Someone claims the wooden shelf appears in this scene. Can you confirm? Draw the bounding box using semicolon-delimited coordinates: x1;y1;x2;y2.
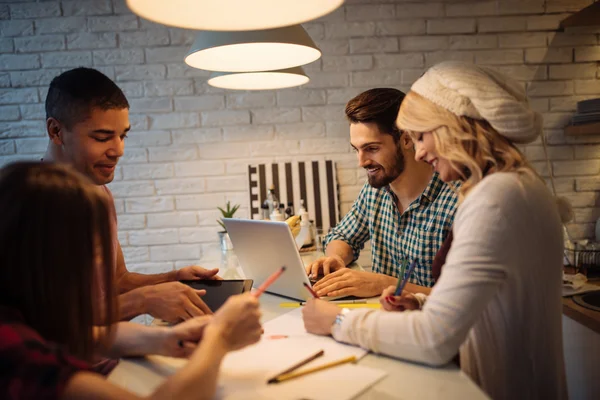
565;122;600;136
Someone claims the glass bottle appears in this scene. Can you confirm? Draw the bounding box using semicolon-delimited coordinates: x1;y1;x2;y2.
266;184;278;216
260;203;270;220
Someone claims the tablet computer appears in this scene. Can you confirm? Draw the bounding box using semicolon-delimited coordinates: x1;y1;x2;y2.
180;279;253;311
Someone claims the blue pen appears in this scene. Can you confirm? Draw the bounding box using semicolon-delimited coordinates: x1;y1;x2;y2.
394;258;418;296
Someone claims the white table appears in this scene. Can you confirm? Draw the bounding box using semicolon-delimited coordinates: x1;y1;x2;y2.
108;291;489;399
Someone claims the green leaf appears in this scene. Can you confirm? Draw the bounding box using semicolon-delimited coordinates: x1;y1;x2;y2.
217;202;241;218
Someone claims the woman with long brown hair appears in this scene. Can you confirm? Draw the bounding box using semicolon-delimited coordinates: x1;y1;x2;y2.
302;62;567;400
0;162;262;400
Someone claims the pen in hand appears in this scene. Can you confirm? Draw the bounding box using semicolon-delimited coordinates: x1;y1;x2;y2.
387;258;418;303
394;258;418;296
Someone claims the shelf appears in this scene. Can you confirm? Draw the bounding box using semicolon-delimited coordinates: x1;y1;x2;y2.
565;122;600;136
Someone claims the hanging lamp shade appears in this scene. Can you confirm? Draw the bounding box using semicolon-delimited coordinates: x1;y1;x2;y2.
184;26;321;73
126;0;345;31
208;67;309;91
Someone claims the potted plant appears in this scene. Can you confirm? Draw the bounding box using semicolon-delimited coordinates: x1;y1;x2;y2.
217;201;240;252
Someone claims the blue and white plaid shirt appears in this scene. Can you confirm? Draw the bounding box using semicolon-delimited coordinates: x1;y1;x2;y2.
325;173;458;288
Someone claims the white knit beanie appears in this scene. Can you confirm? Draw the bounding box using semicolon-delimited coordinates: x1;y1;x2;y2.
411;61;542;144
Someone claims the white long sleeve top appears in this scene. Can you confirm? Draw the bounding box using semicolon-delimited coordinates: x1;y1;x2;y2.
333;172;567;400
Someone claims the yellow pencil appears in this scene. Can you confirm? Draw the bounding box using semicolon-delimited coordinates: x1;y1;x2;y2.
269;355;357;384
279;302;381;309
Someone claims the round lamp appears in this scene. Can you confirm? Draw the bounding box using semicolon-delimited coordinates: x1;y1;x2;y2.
185;26;321;72
207;67;309;91
126;0;344;31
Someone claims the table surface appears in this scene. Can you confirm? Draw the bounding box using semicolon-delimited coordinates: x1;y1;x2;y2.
108;253;488;399
562;279;600;334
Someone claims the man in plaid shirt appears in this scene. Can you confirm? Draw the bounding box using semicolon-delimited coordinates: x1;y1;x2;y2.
306;88;458;298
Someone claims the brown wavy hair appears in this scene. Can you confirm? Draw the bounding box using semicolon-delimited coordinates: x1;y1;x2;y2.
397;91;536;200
0;162;116;361
345;88;405;141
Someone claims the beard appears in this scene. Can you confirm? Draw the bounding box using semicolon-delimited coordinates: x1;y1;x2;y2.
366;145;405;189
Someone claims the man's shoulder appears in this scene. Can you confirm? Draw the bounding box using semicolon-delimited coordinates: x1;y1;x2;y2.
100;185;115;201
101;184;112;195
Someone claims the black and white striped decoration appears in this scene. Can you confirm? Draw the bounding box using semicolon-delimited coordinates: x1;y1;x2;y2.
247;160;340;233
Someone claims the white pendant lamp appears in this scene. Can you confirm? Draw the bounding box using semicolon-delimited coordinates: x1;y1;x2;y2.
208;67;309;91
126;0;344;31
185;26;321;73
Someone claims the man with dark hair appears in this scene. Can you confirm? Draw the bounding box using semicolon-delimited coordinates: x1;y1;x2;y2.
43;68;217;323
306;88;458;298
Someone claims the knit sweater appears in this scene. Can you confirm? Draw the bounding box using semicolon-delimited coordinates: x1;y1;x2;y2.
333;172;567;400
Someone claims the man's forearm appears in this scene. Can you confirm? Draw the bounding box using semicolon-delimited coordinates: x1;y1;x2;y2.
324;240;355;266
404;283;432;295
374;275;431;296
376;275;431;295
117;287;147;321
118;270;178;293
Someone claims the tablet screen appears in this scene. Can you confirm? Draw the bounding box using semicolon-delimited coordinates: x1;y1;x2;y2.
180;279;253;312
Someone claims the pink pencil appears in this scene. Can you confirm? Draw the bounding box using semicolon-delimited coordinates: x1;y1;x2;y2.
253;266;286;298
302;282;320;299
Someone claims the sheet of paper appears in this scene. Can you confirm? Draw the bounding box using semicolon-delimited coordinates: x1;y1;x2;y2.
131;308;385;400
220;364;387;400
213;308;383;400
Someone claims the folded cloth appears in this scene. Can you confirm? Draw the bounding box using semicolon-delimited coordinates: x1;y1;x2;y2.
562;272;600;297
563;272;587;290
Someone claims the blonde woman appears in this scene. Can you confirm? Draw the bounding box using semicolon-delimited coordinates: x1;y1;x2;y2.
302;62;567;400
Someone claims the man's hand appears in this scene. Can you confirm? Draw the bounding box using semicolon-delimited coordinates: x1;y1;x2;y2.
302;299;341;336
144;282;213;324
380;285;420;312
176;266;221;281
312;269;392;298
305;255;346;278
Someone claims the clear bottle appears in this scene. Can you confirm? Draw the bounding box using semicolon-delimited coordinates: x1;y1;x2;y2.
266;184;279;216
279;203;285;217
298;200;313;247
260;203;270;220
298;199;308;221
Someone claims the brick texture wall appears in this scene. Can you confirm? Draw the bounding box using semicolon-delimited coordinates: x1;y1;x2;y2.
0;0;599;275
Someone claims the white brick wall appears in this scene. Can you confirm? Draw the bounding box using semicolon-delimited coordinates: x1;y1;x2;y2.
0;0;599;277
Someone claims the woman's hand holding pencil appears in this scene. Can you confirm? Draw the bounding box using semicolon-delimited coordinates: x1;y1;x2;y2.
380;259;420;312
380;287;420;312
